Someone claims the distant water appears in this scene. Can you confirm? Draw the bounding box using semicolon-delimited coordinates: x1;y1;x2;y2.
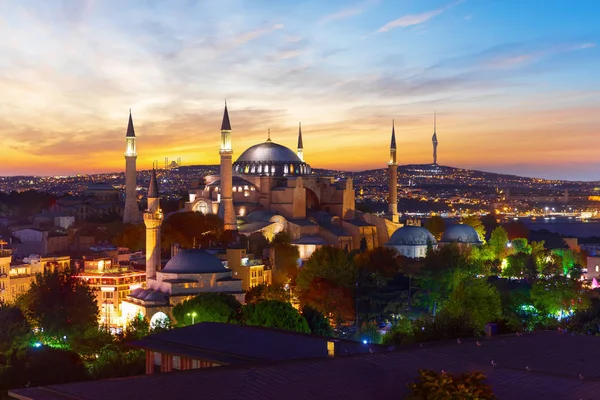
519;219;600;239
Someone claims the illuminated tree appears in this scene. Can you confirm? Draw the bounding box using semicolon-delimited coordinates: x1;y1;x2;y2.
172;293;243;326
296;246;356;291
245;283;291;304
424;216;446;240
461;215;486;243
443;279;502;332
531;276;589;318
299;277;355;324
272;242;300;284
512;238;532;254
502;253;537;281
487;226;510;260
16;269;98;343
406;369;495;400
243;300;310;333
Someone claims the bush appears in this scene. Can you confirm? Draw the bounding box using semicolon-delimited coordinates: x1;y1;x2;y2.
406;369;496;399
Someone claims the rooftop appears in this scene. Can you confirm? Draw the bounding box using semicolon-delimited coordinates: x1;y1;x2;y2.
10;331;600;400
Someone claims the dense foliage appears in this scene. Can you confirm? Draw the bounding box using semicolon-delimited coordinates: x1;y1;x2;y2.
172;293;243;326
243;300;310;333
406;369;496;400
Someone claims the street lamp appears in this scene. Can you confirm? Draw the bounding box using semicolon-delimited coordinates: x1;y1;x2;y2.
187;312;197;325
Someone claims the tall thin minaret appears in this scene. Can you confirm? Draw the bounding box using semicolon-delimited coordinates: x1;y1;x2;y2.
432;112;438;165
297;122;304;162
143;169;163;281
220;102;237;231
388;120;399;223
123;111;142;224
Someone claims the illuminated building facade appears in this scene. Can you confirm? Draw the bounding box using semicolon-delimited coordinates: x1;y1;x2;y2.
123;111;142;224
5;254;71;303
0;250;11;304
221;248;271;291
76;257;146;328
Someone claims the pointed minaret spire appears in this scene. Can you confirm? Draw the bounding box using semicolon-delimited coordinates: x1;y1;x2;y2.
267;128;271;142
387;119;398;223
148;169;159;199
432;112;438;165
297;122;304;162
126;110;135;137
221;100;231;131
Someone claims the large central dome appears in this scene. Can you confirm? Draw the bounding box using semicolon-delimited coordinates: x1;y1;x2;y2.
233;140;311;177
237;141;301;163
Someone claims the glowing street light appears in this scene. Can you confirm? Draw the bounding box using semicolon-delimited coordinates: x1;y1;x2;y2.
187;312;197;325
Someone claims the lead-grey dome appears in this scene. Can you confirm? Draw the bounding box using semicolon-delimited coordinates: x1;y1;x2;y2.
233;141;311;177
387;226;436;246
162;249;228;274
441;224;482;244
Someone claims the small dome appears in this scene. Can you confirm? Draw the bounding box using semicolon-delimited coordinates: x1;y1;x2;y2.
441;224;482;244
163;249;227;274
387;226;436;246
236;141;301;163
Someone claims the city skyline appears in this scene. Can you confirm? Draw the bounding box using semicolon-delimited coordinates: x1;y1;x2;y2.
0;0;599;180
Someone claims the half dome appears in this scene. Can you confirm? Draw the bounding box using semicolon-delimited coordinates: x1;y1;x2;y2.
387;225;436;246
162;249;228;274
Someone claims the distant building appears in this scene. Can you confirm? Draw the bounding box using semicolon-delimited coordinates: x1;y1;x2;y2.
385;225;436;258
11;228;69;256
438;224;483;247
220;247;271;291
50;183;123;221
5;254;71;304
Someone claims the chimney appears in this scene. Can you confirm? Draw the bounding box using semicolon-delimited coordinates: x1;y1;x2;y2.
171;243;180;258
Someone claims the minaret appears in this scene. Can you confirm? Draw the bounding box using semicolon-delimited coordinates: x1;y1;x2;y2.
143;169;163;281
220;102;237;231
123;111;142;224
297;122;304;162
432;112;438;165
388;120;399;223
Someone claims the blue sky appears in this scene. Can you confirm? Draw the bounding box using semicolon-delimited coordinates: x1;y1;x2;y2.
0;0;598;180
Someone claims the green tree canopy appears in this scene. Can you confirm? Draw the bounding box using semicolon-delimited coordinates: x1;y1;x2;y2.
16;269;98;342
245;283;291;304
299;277;355;324
424;215;446;240
300;305;333;337
512;238;532;255
0;305;31;353
531;276;589;317
243;300;310;333
172;293;243;326
296;246;356;291
487;226;510;260
443;279;502;333
112;222;145;251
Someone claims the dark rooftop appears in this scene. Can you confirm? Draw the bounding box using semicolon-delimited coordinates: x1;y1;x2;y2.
10;331;600;400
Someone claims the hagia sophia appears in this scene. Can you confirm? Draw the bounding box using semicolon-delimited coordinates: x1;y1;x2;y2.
121;104;483;324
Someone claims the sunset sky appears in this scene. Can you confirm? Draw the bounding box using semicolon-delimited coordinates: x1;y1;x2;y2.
0;0;599;180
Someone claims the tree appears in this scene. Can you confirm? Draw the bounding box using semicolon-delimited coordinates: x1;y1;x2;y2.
0;305;31;354
354;246;400;283
481;214;499;241
161;211;223;250
122;314;151;342
381;318;413;346
112;223;145;250
248;232;269;259
487;226;509;260
272;242;300;284
406;369;495;400
16;269;98;342
296;246;356;291
301;305;333;337
299;277;355;324
461;216;486;243
502;253;537;281
531;276;589;318
424;216;446;240
245;283;291;304
172;293;243;326
512;238;532;255
443;279;502;333
243;300;310;333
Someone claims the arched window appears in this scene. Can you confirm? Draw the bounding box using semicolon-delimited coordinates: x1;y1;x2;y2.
258;165;262;174
284;165;289;174
290;164;294;174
